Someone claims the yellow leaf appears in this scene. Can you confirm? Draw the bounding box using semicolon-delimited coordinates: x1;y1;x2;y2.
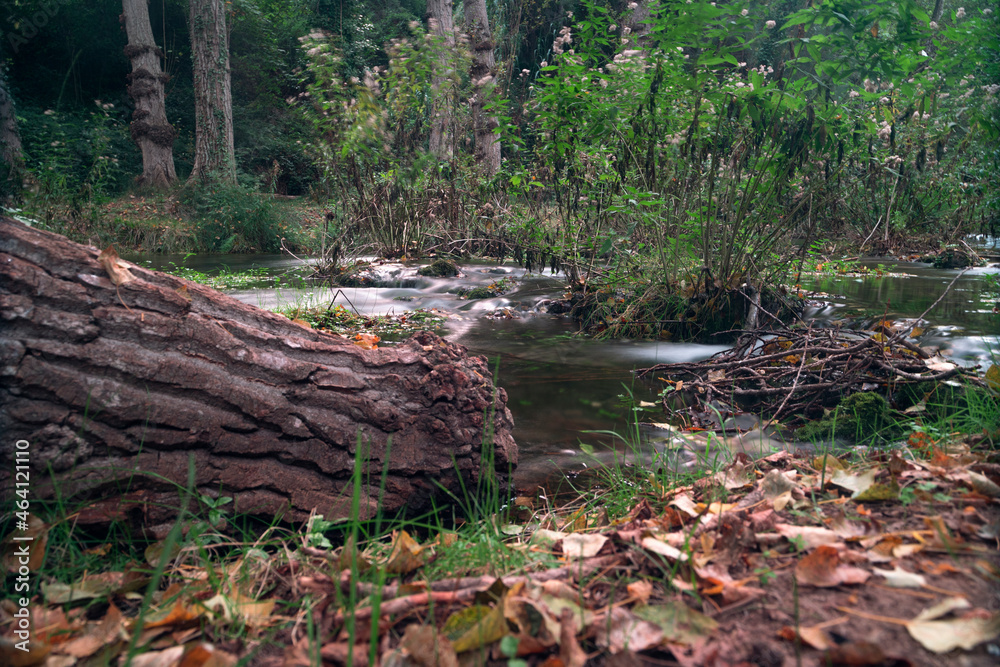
385;530;424;575
445;604;507;653
985;364;1000;390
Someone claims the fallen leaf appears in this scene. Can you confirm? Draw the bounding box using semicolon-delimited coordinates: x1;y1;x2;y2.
385;530;424;575
530;529;568;550
906;598;1000;653
830;468;876;499
969;471;1000;498
61;604;124;658
97;246;134;286
395;624;459;667
641;536;689;562
595;607;663;654
795;545;870;587
177;642;238;667
627;580;653;604
561;533;607;559
448;603;506;653
129;646;185;667
777;624;834;650
924;355;956;372
632;601;718;645
0;638;50;667
353;333;379;350
775;524;841;549
558;608;587;667
3;515;49;572
873;566;927;589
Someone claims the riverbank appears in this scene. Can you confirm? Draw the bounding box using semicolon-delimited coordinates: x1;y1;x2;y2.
5;423;997;666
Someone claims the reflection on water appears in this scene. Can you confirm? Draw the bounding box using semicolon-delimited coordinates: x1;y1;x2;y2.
129;252;1000;488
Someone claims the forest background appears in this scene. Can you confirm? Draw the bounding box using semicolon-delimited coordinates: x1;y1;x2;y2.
1;0;998;328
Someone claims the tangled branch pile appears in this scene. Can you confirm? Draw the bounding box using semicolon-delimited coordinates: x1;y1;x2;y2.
636;325;987;424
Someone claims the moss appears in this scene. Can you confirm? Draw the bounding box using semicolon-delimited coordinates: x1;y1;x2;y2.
418;259;459;277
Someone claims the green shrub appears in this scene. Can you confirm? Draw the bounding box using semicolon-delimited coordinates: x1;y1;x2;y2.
182;184;290;253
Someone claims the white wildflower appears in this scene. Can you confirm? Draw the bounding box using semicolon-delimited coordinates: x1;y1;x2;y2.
956;7;965;19
929;21;938;29
629;2;638;9
766;20;776;29
609;24;617;32
741;9;749;17
849;90;860;98
864;78;876;93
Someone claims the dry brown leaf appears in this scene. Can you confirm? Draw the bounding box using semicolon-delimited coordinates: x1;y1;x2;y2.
595;607;662;654
385;530;424;575
626;580;653;604
177;642;238;667
3;515;49;573
906;598;1000;653
129;646;185;667
795;545;870;587
60;604;124;659
561;533;607;559
640;536;688;562
0;638;50;667
97;246;134;286
775;524;842;549
558;608;587;667
777;624;834;650
395;624;459;667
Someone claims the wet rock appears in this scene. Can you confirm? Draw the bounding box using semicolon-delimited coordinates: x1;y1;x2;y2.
417;259;460;277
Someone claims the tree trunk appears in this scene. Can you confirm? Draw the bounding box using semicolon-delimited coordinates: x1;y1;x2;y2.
122;0;177;189
187;0;235;184
427;0;456;160
0;66;23;199
464;0;500;175
0;218;517;528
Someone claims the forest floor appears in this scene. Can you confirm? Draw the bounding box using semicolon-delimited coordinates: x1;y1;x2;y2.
3;433;998;667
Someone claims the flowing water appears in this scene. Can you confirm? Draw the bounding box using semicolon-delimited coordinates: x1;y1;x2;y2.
134;253;1000;489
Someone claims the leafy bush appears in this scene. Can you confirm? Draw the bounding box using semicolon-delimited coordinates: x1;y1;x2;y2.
182;184;290;253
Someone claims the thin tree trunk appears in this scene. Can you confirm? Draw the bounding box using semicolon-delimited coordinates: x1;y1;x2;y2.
464;0;500;175
931;0;945;23
187;0;235;184
427;0;455;160
0;67;23;200
122;0;177;189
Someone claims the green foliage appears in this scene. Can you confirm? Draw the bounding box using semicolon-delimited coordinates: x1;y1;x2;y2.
19;103;137;218
797;391;901;444
181;183;290;253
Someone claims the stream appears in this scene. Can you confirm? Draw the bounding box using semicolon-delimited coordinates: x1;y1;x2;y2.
134;252;1000;490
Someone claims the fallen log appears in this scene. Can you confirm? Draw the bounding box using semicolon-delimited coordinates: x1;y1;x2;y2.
0;218;517;526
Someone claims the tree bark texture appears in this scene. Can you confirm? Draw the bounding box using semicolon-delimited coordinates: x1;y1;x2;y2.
187;0;235;184
427;0;456;160
464;0;500;175
0;219;517;526
122;0;178;189
0;66;24;196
